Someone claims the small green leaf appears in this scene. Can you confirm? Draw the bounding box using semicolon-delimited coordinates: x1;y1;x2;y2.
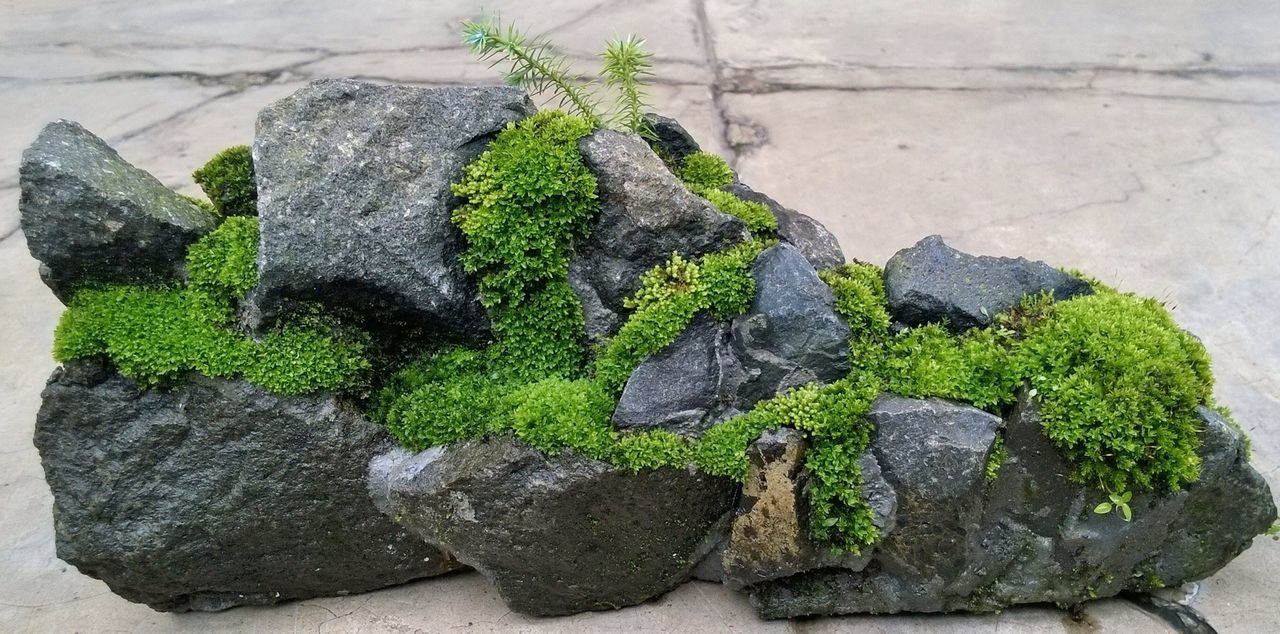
1093;502;1113;514
1120;504;1132;522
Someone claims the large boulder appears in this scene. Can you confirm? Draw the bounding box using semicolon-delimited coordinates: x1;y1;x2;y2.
746;391;1277;618
731;243;850;407
33;359;461;612
248;79;535;335
612;316;744;436
884;235;1092;332
373;436;737;616
570;129;750;341
19;120;219;302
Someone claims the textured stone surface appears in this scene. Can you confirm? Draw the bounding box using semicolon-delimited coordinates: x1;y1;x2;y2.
19;120;218;302
248;79;534;334
375;436;737;616
613;316;742;436
722;428;895;590
884;235;1092;332
749;391;1277;618
731;243;850;407
724;183;845;270
33;359;460;612
571;129;750;340
644;112;703;167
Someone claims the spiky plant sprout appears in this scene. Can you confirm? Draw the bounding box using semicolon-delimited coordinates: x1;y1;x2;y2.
601;34;655;139
462;17;602;125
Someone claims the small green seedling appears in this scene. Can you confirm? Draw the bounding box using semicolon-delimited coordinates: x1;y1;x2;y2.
1093;490;1133;522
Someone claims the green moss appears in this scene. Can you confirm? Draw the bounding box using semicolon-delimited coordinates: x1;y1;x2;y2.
697;187;777;235
192;145;257;216
1018;290;1211;494
509;378;616;459
185;216;259;299
678;152;734;190
617;429;693;470
179;193;218;215
985;433;1008;482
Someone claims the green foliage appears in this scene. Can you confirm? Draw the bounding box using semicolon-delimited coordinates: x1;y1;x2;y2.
601;34;655;138
462;17;602;124
697;187;777;235
985;433;1007;482
192;145;256;216
180;193;217;215
1093;490;1134;522
881;325;1020;411
616;430;693;471
185;216;259;299
678;152;735;190
490;279;586;382
509;378;616;459
1018;290;1211;495
242;323;370;395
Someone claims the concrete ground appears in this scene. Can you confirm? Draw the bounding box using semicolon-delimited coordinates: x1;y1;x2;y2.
2;1;1278;631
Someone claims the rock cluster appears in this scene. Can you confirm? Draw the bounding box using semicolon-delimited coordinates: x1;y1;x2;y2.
19;80;1276;618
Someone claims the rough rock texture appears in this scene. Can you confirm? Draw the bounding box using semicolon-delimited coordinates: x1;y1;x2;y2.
33;359;460;612
249;79;535;335
731;243;850;407
884;235;1092;332
613;316;743;436
374;436;737;616
19;120;219;302
721;428;895;590
570;129;750;341
748;391;1277;618
724;183;845;270
644;112;702;166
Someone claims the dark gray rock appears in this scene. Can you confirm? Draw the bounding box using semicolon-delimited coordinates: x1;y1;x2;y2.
249;79;535;335
570;129;750;342
33;359;460;612
731;244;850;407
19;120;219;302
748;391;1277;618
375;436;737;616
612;316;743;436
884;235;1092;332
722;428;895;590
643;112;702;167
724;183;845;270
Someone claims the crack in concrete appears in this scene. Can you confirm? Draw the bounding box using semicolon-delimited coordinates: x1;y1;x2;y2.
691;0;734;165
951;173;1147;239
0;224;20;244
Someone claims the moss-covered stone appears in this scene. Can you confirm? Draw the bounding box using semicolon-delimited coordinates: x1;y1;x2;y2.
192;145;257;216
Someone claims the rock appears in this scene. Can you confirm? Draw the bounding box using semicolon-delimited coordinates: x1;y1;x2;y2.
19;120;219;302
376;436;737;616
612;316;743;436
249;79;535;335
33;359;460;612
731;244;850;407
884;235;1092;332
643;112;702;166
721;428;895;590
570;129;750;341
724;183;845;270
748;391;1277;617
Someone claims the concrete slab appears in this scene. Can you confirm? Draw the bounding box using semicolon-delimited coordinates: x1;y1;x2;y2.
1;0;1277;631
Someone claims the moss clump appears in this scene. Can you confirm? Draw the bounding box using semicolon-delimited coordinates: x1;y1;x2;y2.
678;152;734;189
53;217;369;394
985;433;1007;482
192;145;257;216
1018;290;1211;494
698;188;777;235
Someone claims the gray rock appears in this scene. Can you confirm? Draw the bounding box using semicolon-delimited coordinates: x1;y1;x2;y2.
19;120;219;302
643;112;702;167
722;428;895;590
612;316;743;436
724;183;845;270
570;129;750;341
249;79;535;335
884;235;1092;332
748;390;1277;617
33;359;460;612
376;436;737;616
731;244;850;407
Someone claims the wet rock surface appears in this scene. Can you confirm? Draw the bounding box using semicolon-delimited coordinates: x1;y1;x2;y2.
33;359;459;612
19;120;219;302
249;79;534;335
884;234;1092;331
374;436;737;616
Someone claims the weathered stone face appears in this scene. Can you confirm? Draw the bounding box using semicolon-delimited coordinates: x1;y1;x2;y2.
33;359;461;612
19;120;219;302
723;183;845;270
731;243;851;408
884;234;1092;332
248;79;535;335
570;129;750;342
373;436;737;616
643;112;703;167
